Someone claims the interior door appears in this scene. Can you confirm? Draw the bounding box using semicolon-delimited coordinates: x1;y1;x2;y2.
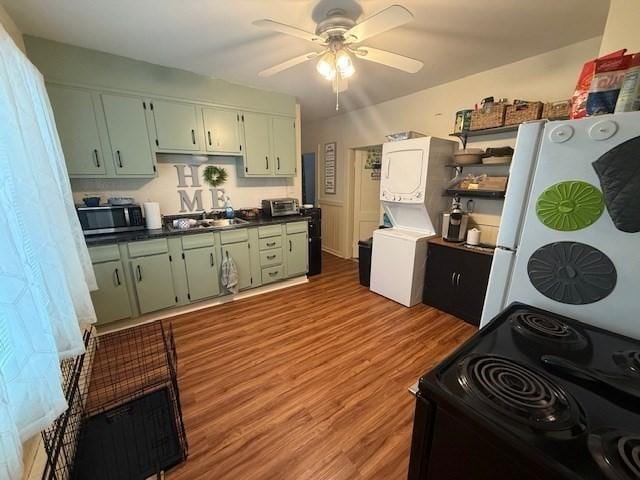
91;261;131;324
47;85;106;176
151;99;200;151
131;254;176;314
221;242;252;290
353;151;381;257
101;94;155;175
202;107;241;154
241;112;271;175
184;247;220;301
272;116;296;176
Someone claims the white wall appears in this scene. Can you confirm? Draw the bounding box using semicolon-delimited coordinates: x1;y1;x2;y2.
599;0;640;55
0;4;25;52
302;36;602;257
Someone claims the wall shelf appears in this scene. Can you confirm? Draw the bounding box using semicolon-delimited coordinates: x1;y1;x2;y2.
444;189;506;199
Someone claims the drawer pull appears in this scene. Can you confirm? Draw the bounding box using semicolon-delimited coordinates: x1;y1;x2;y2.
268;271;279;277
266;242;276;247
266;254;277;260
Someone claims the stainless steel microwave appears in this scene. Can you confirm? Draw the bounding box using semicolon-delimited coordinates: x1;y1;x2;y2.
261;198;299;217
77;204;145;235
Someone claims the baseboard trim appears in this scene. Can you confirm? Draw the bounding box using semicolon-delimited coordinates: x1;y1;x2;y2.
322;246;344;258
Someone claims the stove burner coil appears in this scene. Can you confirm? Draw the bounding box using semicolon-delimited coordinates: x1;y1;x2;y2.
510;311;589;352
458;354;586;436
613;350;640;376
588;429;640;480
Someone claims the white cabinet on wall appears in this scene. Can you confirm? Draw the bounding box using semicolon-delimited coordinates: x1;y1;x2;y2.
148;99;201;152
202;107;242;155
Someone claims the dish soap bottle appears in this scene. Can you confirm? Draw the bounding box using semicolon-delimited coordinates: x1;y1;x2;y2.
224;196;234;219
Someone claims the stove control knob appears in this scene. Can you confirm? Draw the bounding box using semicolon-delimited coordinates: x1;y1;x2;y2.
589;120;618;141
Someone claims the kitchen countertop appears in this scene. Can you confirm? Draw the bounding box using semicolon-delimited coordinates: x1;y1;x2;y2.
428;236;495;256
84;214;311;246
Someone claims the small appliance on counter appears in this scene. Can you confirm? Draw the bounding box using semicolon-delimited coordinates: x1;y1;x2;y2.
300;206;321;276
261;198;299;217
442;199;469;242
409;302;640;480
77;203;145;235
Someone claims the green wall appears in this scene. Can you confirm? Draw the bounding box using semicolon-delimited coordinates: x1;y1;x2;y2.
24;35;296;116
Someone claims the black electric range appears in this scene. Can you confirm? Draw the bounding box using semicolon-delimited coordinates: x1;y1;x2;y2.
408;302;640;480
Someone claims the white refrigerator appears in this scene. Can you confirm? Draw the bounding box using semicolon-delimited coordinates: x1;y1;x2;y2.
482;112;640;339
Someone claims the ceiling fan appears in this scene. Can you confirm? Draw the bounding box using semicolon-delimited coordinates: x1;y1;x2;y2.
253;4;423;110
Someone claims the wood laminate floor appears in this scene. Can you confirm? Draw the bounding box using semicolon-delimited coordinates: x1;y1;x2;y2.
164;254;476;479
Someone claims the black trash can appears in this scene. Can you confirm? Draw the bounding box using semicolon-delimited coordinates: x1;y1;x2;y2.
358;237;373;287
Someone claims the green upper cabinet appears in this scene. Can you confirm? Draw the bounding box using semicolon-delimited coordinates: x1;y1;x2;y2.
241;112;272;176
272;116;296;176
131;253;177;314
202;107;242;155
240;112;297;177
184;247;220;301
221;242;253;291
101;94;155;176
48;85;106;177
150;99;201;151
91;260;132;324
286;232;308;277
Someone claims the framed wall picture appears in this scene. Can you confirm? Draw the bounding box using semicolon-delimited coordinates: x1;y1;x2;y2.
324;142;337;195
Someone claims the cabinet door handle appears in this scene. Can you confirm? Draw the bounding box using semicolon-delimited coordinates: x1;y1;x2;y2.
93;149;100;168
267;254;276;260
450;272;456;286
136;265;142;282
210;253;214;267
265;156;269;170
456;273;461;286
114;268;121;286
191;129;196;144
207;131;212;146
116;150;123;168
277;156;280;170
289;240;292;252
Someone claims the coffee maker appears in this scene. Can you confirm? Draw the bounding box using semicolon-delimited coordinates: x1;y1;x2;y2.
442;198;469;242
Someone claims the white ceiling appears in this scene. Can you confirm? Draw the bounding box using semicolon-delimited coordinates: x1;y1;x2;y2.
2;0;610;122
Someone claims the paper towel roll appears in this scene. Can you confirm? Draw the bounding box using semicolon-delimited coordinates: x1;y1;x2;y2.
466;228;481;246
143;202;162;230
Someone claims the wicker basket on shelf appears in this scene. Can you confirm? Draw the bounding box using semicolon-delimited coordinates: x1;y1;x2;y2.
470;103;509;130
504;101;543;126
542;100;571;120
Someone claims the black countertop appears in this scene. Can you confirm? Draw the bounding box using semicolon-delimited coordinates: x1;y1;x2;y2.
84;214;311;246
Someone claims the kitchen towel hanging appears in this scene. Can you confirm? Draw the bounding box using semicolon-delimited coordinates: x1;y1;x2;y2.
592;136;640;233
220;251;239;294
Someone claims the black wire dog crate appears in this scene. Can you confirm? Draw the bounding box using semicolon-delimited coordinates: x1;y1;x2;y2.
42;322;188;480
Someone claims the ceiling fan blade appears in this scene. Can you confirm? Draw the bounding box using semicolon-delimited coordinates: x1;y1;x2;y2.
353;46;423;73
258;52;321;77
344;5;413;43
253;19;323;44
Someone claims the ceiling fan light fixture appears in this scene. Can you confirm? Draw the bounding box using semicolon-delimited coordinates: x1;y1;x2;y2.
316;51;336;80
335;49;355;78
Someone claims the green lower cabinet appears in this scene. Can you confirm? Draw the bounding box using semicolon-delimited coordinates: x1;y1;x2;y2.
221;242;253;290
131;254;177;314
184;247;220;301
286;232;308;277
91;260;132;324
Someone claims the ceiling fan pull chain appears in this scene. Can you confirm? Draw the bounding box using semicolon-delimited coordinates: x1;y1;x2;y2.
335;77;340;111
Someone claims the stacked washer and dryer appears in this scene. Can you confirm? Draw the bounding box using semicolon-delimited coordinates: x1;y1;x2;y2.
370;136;457;306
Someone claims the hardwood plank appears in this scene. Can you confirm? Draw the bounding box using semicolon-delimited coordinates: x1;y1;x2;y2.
103;254;475;479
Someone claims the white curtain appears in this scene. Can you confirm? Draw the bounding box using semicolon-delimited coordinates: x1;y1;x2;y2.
0;25;97;479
